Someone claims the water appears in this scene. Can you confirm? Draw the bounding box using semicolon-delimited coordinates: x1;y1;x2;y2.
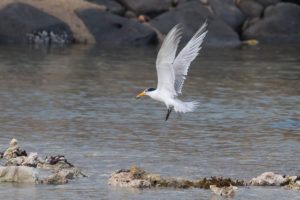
0;44;299;200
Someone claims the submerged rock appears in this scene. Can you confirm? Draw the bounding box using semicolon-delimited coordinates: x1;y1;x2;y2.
109;166;244;190
248;172;288;186
210;185;238;197
0;166;38;183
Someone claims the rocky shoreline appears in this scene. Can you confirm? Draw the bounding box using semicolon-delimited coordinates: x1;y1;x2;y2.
0;139;86;185
0;0;299;46
0;139;299;197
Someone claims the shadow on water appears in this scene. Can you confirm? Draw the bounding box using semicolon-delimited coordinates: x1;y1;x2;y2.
0;44;299;200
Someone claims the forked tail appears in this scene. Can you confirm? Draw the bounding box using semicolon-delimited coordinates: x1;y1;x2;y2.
173;99;198;113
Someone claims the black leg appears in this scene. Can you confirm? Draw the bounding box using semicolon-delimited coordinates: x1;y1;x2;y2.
165;107;173;121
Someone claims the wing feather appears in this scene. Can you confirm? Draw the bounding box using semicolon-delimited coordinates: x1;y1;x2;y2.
173;21;208;95
156;24;182;97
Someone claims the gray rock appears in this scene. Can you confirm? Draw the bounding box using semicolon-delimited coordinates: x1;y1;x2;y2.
208;0;245;30
117;0;173;17
0;166;38;183
3;139;27;159
150;1;241;46
255;0;280;7
248;172;289;186
242;3;300;44
0;2;73;44
86;0;125;15
210;185;238;197
108;171;151;188
76;8;157;46
238;0;264;19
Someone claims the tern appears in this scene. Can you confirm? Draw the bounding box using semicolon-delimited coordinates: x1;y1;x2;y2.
136;22;208;121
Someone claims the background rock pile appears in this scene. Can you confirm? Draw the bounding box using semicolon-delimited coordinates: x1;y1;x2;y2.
0;0;299;46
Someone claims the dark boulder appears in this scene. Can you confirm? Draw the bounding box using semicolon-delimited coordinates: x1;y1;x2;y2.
0;3;73;44
238;0;264;19
242;3;300;44
85;0;125;15
76;8;157;46
254;0;281;7
208;0;245;31
116;0;173;18
150;1;241;46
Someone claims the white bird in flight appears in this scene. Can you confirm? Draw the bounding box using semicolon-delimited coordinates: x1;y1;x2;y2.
136;21;208;121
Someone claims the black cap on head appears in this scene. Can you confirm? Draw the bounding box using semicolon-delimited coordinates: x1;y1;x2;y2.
145;88;156;92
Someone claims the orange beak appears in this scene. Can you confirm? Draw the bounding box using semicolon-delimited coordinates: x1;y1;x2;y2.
136;91;145;99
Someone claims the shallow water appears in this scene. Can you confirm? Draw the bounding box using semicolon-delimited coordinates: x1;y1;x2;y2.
0;44;299;200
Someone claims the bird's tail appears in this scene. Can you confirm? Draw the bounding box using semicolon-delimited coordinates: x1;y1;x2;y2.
173;99;198;113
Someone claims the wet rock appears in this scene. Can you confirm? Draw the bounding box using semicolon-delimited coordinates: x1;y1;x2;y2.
23;152;43;168
193;176;244;189
41;173;68;185
130;165;149;179
242;3;300;44
117;0;173;18
150;1;241;46
109;166;244;190
5;157;25;166
76;8;157;46
282;177;300;191
108;170;151;188
208;0;245;30
86;0;125;15
3;139;27;159
238;0;264;19
0;166;38;183
0;3;73;44
255;0;280;7
248;172;289;186
165;178;194;188
210;185;238;197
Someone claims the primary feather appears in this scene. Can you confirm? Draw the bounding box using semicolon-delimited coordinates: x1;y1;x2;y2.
173;21;208;95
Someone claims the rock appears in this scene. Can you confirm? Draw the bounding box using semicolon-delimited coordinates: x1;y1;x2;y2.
23;152;43;167
208;0;245;30
146;173;164;187
238;0;264;19
86;0;125;15
129;165;149;179
124;10;137;18
242;3;300;44
165;178;194;188
248;172;289;186
283;180;300;191
117;0;173;18
109;166;244;190
210;185;238;197
108;170;151;188
5;157;25;166
0;3;73;44
255;0;280;7
150;1;241;46
42;173;68;185
0;166;38;183
3;139;27;159
76;8;157;46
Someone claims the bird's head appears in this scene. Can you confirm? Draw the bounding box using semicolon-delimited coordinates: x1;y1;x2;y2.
136;88;156;99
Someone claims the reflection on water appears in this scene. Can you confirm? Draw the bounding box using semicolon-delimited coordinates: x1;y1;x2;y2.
0;44;299;200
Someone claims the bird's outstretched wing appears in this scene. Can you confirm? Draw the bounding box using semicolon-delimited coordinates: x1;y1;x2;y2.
173;21;208;95
156;24;182;97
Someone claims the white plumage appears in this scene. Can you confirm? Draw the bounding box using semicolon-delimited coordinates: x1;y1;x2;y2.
136;21;208;120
